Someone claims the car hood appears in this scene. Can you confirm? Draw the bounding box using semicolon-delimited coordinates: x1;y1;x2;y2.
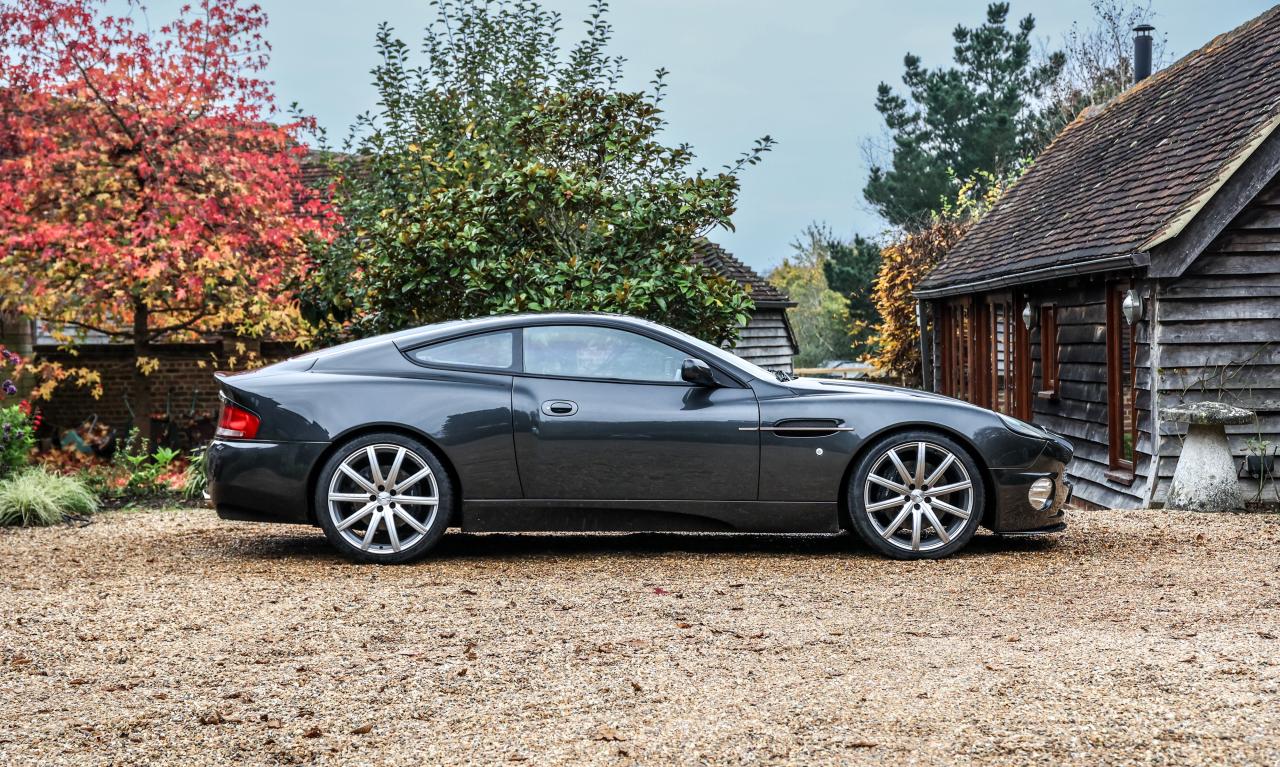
785;377;964;405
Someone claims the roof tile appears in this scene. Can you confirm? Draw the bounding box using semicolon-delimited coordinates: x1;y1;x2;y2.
691;239;793;306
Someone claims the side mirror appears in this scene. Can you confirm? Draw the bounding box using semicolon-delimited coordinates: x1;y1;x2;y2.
681;358;717;387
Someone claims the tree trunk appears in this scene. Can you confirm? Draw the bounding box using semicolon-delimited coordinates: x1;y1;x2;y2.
131;300;151;438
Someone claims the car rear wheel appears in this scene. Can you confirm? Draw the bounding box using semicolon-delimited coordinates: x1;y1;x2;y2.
848;430;984;560
315;433;452;564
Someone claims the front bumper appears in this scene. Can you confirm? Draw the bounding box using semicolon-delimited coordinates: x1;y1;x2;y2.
207;439;328;525
988;440;1073;534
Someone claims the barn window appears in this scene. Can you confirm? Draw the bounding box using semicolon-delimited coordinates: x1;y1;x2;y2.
1037;305;1059;399
939;294;1029;419
1106;281;1137;484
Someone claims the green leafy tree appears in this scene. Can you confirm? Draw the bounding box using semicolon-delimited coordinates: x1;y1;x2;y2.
864;3;1063;227
305;0;772;345
769;230;852;369
820;230;882;358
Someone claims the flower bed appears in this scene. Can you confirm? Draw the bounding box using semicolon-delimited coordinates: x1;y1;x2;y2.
32;428;206;511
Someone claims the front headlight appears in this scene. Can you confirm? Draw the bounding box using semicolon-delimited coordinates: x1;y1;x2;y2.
999;413;1048;440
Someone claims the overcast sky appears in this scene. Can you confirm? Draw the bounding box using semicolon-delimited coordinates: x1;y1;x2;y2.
113;0;1275;273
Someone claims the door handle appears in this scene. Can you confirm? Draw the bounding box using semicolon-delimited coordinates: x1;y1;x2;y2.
541;400;578;417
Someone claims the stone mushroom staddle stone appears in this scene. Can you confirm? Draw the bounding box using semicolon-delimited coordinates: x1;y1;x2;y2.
1163;402;1255;512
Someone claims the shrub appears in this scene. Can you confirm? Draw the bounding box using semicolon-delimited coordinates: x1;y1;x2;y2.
0;404;34;477
182;447;208;500
0;467;98;527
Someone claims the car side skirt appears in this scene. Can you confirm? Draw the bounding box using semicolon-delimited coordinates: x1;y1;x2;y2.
460;499;840;534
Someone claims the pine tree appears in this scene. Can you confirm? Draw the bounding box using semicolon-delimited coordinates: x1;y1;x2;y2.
864;3;1063;227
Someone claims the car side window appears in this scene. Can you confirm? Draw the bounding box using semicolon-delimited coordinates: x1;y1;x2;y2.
523;325;688;383
408;331;515;370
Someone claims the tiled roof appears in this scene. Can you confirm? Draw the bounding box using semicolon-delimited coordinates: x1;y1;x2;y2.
691;239;793;306
918;6;1280;294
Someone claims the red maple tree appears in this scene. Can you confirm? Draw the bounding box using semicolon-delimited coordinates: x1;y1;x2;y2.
0;0;334;428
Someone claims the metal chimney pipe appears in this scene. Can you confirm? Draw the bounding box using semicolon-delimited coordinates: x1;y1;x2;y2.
1133;24;1154;83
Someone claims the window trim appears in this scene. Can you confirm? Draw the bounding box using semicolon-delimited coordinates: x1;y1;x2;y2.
1036;304;1059;400
1106;281;1138;484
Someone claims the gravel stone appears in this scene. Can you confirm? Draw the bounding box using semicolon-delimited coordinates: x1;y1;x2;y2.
2;508;1279;765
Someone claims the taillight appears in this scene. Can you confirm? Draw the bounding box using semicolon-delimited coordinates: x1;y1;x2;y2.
216;400;261;440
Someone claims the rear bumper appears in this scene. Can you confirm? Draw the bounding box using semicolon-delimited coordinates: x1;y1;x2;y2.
207;439;328;525
988;445;1072;534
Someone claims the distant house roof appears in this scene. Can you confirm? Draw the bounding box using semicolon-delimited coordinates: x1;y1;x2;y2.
691;239;794;307
917;7;1280;297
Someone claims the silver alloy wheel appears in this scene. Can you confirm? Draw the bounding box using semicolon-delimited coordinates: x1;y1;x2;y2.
326;443;439;555
862;441;973;553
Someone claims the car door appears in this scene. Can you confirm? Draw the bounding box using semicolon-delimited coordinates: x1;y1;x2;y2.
511;323;759;500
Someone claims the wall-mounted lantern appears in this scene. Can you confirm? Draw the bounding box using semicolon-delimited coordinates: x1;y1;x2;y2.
1122;289;1143;325
1021;301;1035;330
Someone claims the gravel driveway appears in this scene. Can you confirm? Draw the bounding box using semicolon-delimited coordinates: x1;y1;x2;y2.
1;507;1278;766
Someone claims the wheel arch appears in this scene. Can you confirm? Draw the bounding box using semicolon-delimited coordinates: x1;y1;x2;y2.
836;422;996;531
306;423;463;526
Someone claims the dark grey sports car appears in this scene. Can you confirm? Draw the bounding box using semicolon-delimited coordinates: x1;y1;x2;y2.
208;313;1072;562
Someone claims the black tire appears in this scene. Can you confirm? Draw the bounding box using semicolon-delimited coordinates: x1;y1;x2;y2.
314;432;453;564
847;430;984;560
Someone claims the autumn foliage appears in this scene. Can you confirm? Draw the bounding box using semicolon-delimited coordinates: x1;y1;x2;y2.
870;219;972;384
0;0;333;423
871;170;1019;384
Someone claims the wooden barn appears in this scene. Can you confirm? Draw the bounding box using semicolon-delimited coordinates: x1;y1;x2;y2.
691;240;799;374
914;10;1280;510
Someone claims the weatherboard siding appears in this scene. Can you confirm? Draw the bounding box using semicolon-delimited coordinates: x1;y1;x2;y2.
1023;279;1152;510
1148;177;1280;504
732;308;795;373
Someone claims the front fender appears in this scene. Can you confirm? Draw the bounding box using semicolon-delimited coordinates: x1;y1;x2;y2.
755;390;1048;503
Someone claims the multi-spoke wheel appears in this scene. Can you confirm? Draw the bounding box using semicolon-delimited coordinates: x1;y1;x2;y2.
848;431;984;559
314;433;453;563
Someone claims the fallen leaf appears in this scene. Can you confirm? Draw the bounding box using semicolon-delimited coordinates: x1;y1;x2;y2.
351;724;373;735
303;726;323;738
594;726;626;742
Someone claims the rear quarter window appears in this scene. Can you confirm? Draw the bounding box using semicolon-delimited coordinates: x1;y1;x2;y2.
407;331;515;370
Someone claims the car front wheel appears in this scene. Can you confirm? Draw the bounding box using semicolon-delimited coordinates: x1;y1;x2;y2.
848;430;984;560
314;433;452;564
